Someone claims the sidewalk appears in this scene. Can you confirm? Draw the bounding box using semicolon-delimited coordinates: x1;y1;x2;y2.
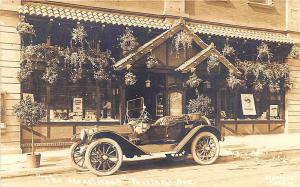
1;133;300;179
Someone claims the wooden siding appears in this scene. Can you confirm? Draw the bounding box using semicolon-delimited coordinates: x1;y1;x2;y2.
287;58;300;133
0;9;22;153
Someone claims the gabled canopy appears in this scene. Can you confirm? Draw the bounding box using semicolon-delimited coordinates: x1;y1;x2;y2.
175;43;214;73
114;20;242;76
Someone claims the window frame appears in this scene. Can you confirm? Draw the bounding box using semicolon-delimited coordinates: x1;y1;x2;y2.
248;0;274;9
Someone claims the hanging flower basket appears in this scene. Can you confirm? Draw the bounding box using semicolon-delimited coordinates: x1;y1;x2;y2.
145;53;159;69
253;80;265;93
290;45;300;59
72;25;87;45
88;49;115;81
257;42;273;62
119;28;139;55
187;94;214;117
42;59;59;85
226;73;244;90
64;48;86;83
222;43;235;57
17;22;35;37
269;82;281;93
17;61;34;82
207;54;220;73
124;72;137;86
186;72;202;88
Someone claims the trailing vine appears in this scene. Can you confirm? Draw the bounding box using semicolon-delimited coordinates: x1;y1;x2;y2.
88;49;115;81
171;31;193;57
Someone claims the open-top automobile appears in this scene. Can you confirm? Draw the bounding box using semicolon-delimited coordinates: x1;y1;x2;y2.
70;98;221;176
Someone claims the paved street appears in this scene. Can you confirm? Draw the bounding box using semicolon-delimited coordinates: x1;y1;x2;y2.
2;155;300;187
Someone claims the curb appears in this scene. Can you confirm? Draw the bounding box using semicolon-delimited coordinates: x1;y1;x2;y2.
1;148;299;179
219;148;300;162
0;166;75;179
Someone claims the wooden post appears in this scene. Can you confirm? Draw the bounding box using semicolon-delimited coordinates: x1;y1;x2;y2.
216;88;221;131
46;85;51;139
112;87;116;119
96;81;101;121
119;85;126;124
46;18;53;46
163;74;168;116
107;79;113;118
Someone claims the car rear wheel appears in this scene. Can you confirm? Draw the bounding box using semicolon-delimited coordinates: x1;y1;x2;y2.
166;150;188;162
85;138;123;176
70;141;87;171
191;132;220;165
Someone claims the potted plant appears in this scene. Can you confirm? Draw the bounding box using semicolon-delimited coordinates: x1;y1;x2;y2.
13;96;46;168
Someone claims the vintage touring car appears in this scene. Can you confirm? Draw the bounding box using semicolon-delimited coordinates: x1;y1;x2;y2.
70;101;221;176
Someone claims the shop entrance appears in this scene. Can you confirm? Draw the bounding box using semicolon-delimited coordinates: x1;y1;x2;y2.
125;72;166;120
125;72;186;121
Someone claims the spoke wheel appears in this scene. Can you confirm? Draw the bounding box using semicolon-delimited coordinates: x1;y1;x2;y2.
166;150;188;162
191;132;220;165
70;141;88;171
85;138;123;176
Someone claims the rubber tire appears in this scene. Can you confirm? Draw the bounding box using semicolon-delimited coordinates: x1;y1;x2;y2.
69;141;88;171
191;132;220;165
85;138;123;176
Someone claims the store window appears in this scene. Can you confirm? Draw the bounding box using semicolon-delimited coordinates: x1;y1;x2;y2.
22;72;120;122
220;88;284;121
49;79;97;122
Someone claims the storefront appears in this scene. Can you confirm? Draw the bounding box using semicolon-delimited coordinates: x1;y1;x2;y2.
17;3;294;151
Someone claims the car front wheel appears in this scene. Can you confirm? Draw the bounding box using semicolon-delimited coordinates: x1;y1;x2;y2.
85;138;123;176
69;141;87;171
191;132;220;165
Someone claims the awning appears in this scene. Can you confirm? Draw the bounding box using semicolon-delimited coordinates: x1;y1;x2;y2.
19;3;293;44
189;23;293;44
19;3;169;30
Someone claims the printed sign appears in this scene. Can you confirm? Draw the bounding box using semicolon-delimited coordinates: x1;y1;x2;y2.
156;93;164;117
169;92;182;116
270;105;279;117
73;98;83;113
241;94;256;115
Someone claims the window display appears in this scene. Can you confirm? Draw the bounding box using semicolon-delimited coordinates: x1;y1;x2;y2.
23;72;120;122
220;87;284;121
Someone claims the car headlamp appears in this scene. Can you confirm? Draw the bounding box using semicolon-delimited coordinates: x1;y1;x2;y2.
79;129;87;141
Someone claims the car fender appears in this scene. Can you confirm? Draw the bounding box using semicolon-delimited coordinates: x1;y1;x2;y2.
173;125;221;153
90;131;148;156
